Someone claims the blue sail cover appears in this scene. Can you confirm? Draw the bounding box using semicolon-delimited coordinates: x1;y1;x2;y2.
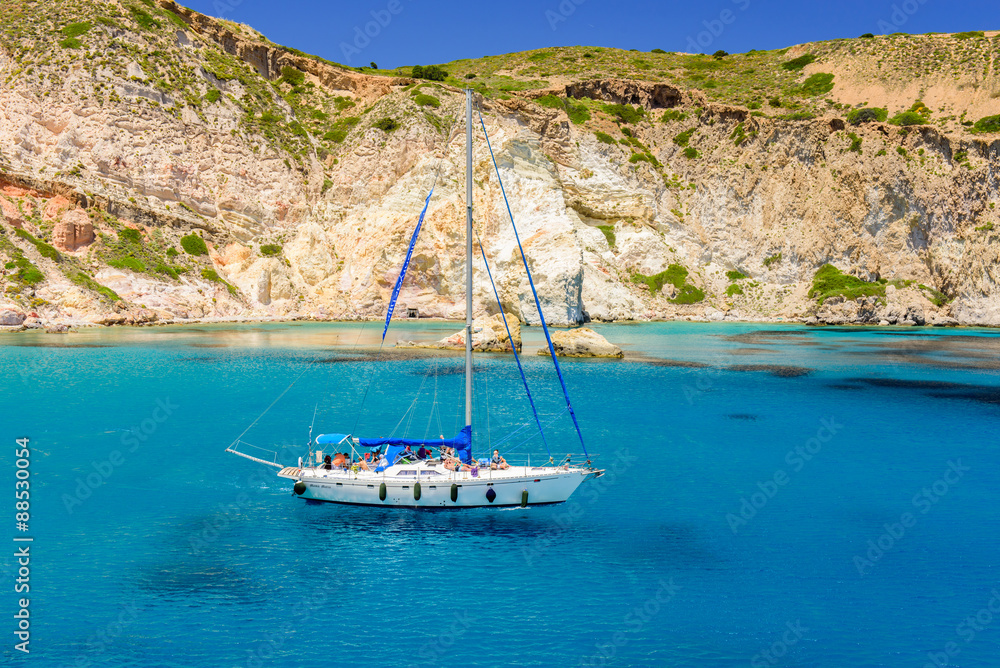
382;187;435;342
314;433;350;445
360;426;472;465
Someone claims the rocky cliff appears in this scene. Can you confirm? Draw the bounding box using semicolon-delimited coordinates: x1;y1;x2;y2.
1;1;998;329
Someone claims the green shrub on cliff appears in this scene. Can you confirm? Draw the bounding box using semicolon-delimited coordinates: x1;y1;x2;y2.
537;95;590;124
413;93;440;108
181;234;208;256
279;66;305;86
260;244;283;257
631;264;704;303
781;54;816;71
672;284;706;304
847;132;862;153
128;5;160;30
14;229;61;262
889;111;928;126
594;131;616;145
68;270;119;302
972;115;1000;134
596;225;615;248
118;228;142;244
109;257;145;272
374;117;400;132
800;73;834;96
846;107;887;124
411;65;448;81
604;103;644;124
808;264;885;304
201;268;239;295
7;256;44;286
61;22;92;38
673;128;696;147
633;264;688;293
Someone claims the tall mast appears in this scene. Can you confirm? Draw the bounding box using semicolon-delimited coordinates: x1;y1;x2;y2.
464;89;473;431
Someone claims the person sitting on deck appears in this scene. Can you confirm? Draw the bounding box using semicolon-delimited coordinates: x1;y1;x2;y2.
322;455;333;470
332;452;346;468
444;455;474;472
491;449;509;470
417;446;430;460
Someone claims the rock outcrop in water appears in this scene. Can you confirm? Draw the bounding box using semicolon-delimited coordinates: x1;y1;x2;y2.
397;312;522;352
1;2;998;330
541;327;624;358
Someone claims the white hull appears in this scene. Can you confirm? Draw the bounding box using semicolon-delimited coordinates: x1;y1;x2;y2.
277;460;599;508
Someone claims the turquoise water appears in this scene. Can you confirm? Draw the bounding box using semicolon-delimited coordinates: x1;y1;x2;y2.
3;321;1000;667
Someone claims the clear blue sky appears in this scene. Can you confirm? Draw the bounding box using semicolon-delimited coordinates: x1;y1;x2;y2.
179;0;996;69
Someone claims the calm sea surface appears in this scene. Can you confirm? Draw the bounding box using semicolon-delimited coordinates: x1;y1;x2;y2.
2;321;1000;667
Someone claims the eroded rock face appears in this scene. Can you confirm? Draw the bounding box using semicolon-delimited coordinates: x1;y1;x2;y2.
1;0;998;329
51;209;94;251
812;287;935;326
540;327;623;358
0;196;25;229
0;310;26;326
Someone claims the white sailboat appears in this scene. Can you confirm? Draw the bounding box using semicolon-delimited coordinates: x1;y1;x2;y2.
229;90;603;508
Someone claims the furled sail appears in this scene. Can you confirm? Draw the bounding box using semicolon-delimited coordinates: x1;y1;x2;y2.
360;426;472;467
382;186;435;342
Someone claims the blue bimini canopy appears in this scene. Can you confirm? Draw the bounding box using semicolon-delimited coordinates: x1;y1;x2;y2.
315;433;351;446
360;426;472;465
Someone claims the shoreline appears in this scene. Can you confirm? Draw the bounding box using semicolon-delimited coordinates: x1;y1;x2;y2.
0;312;983;335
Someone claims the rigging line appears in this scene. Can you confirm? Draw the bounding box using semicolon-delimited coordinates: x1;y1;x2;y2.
492;406;568;449
226;362;314;450
350;337;385;436
506;407;572;453
473;228;552;460
476;105;588;460
422;357;439;441
391;365;431;438
401;368;426;436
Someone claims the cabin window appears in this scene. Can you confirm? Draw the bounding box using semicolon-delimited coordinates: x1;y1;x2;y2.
420;470;441;476
396;470;417;476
